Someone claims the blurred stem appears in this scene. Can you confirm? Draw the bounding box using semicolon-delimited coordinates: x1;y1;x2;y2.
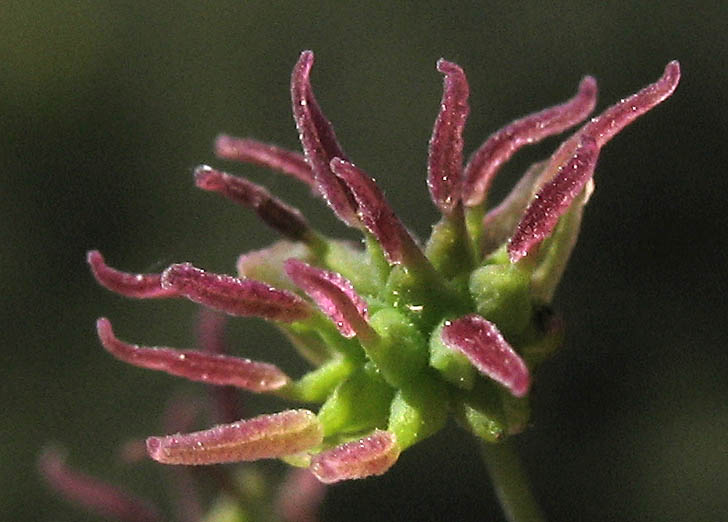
480;440;545;522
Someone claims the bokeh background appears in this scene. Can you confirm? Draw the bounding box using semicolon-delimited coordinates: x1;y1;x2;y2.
3;1;727;520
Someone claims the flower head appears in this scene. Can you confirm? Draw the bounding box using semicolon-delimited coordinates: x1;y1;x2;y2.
88;52;679;484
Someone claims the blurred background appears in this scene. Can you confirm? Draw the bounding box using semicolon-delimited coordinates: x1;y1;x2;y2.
3;1;727;520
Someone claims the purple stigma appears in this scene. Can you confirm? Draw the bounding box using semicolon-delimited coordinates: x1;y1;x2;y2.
508;136;599;263
427;59;470;215
194;165;310;241
285;258;375;341
291;50;359;227
215;135;315;188
441;314;530;397
309;430;400;483
97;317;291;392
146;410;323;465
462;75;597;207
87;250;177;299
161;263;312;322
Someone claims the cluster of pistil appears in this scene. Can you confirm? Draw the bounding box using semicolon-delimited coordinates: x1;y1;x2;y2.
88;51;679;484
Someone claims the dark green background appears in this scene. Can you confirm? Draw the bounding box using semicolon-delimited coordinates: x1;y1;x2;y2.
3;1;727;520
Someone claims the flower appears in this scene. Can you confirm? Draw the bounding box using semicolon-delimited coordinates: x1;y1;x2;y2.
87;51;680;485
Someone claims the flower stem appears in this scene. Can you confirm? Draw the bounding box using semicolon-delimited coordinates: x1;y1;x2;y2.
480;440;546;522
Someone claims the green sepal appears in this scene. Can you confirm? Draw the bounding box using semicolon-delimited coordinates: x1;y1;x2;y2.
363;232;392;285
469;263;532;339
280;324;332;366
482;243;510;266
459;401;507;443
530;182;591;303
384;264;463;330
317;362;395;436
318;430;374;450
425;212;474;279
479;159;547;257
447;272;472;301
322;238;387;297
292;313;366;362
387;371;449;450
280;452;312;468
366;308;428;388
519;306;564;367
455;379;508;443
464;204;485;257
384;265;431;322
236;240;314;292
428;320;476;390
500;389;531;435
279;357;356;403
